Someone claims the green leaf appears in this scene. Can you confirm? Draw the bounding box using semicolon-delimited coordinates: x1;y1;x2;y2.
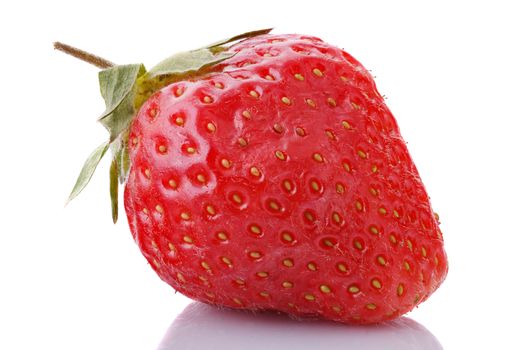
67;142;109;203
147;49;234;78
205;28;273;49
98;64;146;119
110;157;119;223
98;64;146;142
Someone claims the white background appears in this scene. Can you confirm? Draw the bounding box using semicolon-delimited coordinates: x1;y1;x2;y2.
1;1;524;349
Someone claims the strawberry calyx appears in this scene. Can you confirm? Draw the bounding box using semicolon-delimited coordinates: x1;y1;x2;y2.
61;28;273;223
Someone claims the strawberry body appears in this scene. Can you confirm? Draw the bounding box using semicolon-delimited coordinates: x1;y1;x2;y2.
124;34;447;324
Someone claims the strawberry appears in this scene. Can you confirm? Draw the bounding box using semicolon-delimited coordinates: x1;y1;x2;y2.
57;29;447;324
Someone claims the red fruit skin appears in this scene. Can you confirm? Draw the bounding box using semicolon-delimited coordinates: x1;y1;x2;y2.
124;34;448;324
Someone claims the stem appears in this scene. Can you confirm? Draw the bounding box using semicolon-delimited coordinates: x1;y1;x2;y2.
53;42;115;69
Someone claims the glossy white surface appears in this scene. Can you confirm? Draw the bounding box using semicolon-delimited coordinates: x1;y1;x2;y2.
2;1;525;350
157;302;442;350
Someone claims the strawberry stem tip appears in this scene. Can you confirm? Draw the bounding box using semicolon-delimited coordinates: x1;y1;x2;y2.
53;41;115;69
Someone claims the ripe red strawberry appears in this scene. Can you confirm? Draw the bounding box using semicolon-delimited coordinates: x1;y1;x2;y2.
57;30;447;324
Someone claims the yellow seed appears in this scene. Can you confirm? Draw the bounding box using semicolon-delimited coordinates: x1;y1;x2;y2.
377;256;386;266
175;87;184;96
249;90;259;98
257;271;269;278
369;187;378;196
186;147;196;154
351;102;360;110
282;180;293;192
158;145;167;153
142;208;149;214
342;120;351;130
217;232;228;241
183;235;193;244
357;150;367;159
389;234;397;244
250;251;262;259
265;75;274;81
307;262;317;271
348;285;360;294
371;164;378;173
144;169;151;178
203;96;213;103
151;240;158;249
221;257;232;266
238;137;248;147
327;97;337;107
378;207;387;215
397;284;404;296
155;205;163;213
282;232;293;242
250;166;261;177
232;193;242;204
403;261;410;271
233;298;243;305
306;98;316;107
333;212;342;224
168;179;177;189
168;242;175;251
325;130;335;140
324;239;335;247
320;285;332;293
175;116;184;126
281;96;291;105
269;201;280;211
259;291;270;297
194;174;205;184
310;180;320;192
435;256;439;266
312;68;323;76
393;210;400;218
355;200;363;211
180;212;190;220
273;123;284;133
206;205;216;215
206;122;216;132
294;73;305;81
234;279;245;285
275;150;286;160
343;162;351;172
250;224;262;235
282;258;294;267
304;211;315;222
242;110;251;119
336;183;345;194
332;306;342;313
282;281;293;288
177;272;185;282
221;159;232;168
337;263;348;273
421;247;427;257
304;294;315;301
312;153;323;162
132;137;138;145
340;76;348;82
366;303;377;310
353;240;363;250
369;226;379;235
372;279;382;289
406;239;413;251
214;82;224;89
201;261;210;270
205;292;215;298
295;127;306;136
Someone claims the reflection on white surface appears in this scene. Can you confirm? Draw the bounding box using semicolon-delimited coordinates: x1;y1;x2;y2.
157;302;442;350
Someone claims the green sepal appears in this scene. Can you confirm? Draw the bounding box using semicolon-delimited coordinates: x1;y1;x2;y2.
205;28;273;50
67;141;110;203
98;64;146;141
147;49;234;78
109;156;119;223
